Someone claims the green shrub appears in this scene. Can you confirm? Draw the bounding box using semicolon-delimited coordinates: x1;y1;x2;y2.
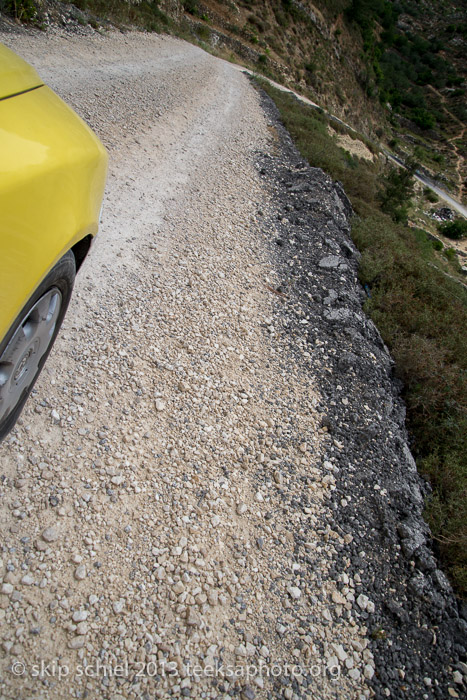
274;9;289;28
182;0;199;15
411;107;436;130
438;219;467;241
196;24;211;41
378;162;415;223
304;60;316;73
424;188;438;203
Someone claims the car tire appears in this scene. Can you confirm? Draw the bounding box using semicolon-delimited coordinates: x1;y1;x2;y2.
0;250;76;441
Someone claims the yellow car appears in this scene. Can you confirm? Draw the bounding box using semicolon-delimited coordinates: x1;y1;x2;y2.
0;44;108;440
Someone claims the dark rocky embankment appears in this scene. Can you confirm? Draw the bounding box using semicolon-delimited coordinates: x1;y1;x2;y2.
256;87;467;700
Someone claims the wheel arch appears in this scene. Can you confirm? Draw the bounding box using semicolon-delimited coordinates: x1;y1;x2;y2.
71;234;93;272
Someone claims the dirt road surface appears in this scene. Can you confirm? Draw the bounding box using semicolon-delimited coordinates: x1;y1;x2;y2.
0;29;376;700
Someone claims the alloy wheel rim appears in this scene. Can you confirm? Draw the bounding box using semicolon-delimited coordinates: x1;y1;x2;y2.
0;288;62;423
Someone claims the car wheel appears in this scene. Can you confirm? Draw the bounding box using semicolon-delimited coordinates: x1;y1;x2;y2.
0;250;76;441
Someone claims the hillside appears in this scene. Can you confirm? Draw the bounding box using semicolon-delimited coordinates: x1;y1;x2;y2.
178;0;386;135
161;0;467;202
341;0;467;201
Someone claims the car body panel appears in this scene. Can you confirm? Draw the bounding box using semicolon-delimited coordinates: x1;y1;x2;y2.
0;80;108;341
0;43;42;99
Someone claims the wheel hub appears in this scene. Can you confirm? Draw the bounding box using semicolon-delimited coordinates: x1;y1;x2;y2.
13;339;40;383
13;350;32;382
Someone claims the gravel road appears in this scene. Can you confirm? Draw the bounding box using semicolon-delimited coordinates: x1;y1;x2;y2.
0;25;465;700
0;28;373;700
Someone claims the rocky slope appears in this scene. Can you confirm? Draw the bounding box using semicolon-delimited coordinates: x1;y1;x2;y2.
256;89;467;699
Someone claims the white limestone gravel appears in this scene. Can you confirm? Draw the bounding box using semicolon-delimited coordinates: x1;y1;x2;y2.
0;27;375;700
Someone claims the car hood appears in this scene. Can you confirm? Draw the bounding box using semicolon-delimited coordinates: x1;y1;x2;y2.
0;43;43;100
